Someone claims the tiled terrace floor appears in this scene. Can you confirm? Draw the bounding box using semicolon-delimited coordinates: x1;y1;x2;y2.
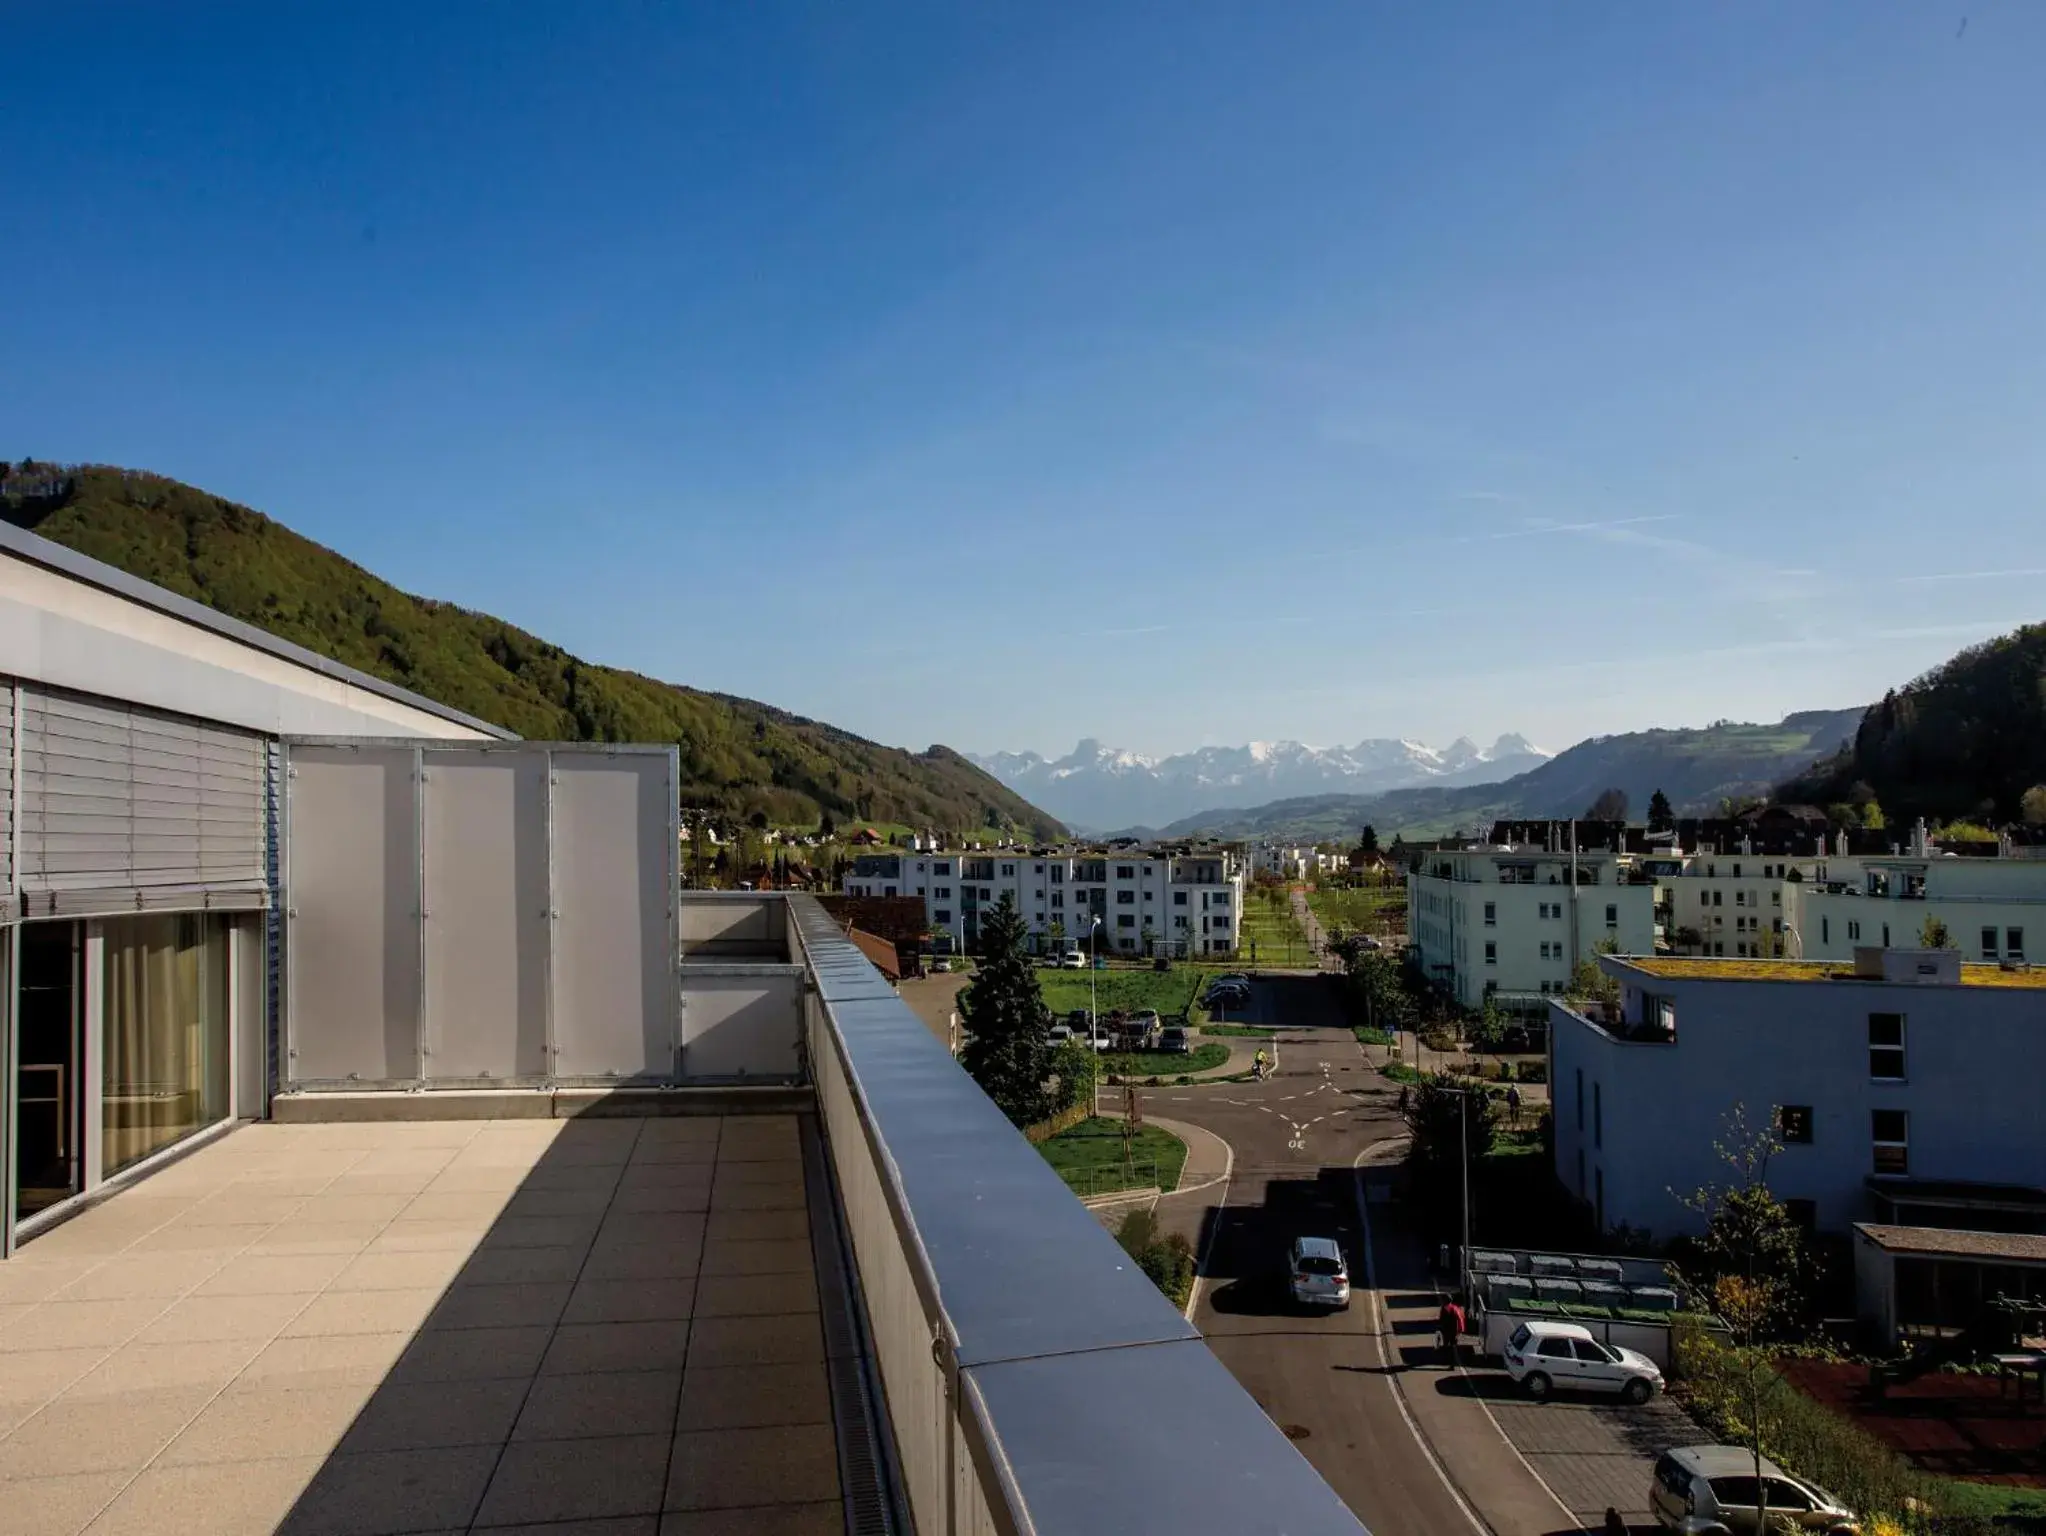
0;1114;844;1536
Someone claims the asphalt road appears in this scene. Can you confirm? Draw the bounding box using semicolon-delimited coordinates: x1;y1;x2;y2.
1117;975;1487;1536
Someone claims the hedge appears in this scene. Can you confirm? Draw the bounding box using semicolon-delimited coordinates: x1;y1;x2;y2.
1672;1327;1965;1532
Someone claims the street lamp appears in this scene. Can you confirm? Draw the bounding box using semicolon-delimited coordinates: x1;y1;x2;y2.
1089;916;1104;1038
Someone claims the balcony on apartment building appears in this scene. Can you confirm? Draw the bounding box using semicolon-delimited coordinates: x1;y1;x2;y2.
1;883;1365;1536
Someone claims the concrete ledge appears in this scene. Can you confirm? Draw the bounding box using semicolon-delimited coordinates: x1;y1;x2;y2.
270;1084;813;1123
555;1084;812;1118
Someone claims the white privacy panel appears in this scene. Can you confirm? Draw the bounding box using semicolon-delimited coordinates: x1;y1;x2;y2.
282;741;679;1091
550;752;677;1080
422;751;550;1083
284;744;421;1086
680;968;803;1079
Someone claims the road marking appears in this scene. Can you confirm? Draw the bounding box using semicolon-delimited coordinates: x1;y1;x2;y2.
1350;1139;1490;1536
1182;1123;1237;1323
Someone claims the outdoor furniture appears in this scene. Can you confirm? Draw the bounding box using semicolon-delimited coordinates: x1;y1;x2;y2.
1993;1352;2046;1404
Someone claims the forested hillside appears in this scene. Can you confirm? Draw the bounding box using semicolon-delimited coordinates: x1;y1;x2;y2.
1780;623;2046;825
0;462;1063;836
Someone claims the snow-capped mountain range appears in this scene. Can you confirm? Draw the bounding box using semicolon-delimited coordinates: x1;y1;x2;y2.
969;734;1550;833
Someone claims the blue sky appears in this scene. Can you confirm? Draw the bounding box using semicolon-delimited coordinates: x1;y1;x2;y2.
5;3;2043;760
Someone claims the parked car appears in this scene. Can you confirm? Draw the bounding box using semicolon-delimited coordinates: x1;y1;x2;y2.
931;957;952;973
1288;1236;1351;1310
1502;1320;1663;1403
1085;1025;1114;1052
1113;1016;1156;1051
1060;950;1087;969
1205;979;1249;1004
1047;1024;1075;1045
1650;1446;1858;1534
1159;1025;1191;1054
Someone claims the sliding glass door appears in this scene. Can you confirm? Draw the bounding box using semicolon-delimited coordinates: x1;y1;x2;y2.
100;914;230;1177
15;922;83;1218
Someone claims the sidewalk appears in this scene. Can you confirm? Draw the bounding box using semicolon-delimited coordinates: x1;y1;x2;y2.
1356;1175;1578;1536
1357;1154;1694;1534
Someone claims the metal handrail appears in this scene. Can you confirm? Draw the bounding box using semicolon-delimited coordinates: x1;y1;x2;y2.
788;893;1370;1536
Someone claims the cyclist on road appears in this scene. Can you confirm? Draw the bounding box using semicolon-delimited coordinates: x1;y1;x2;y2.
1252;1047;1269;1081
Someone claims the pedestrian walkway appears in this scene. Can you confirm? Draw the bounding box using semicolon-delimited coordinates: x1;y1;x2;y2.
1356;1197;1579;1536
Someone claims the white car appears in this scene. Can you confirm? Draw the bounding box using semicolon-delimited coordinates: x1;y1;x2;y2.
1047;1024;1075;1045
1288;1236;1351;1310
1502;1319;1663;1403
1650;1446;1858;1534
1060;951;1087;969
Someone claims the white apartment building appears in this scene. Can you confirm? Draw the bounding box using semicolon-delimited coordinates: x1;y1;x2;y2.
1551;950;2046;1341
1657;852;1821;958
843;850;1244;957
1792;849;2046;966
1406;845;1654;1014
1251;843;1345;882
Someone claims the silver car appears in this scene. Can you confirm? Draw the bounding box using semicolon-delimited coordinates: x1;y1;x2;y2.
1650;1446;1858;1534
1288;1236;1351;1310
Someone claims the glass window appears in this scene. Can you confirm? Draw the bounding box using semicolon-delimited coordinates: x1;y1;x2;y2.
1777;1105;1814;1144
1869;1013;1906;1080
1982;926;1999;960
1536;1338;1573;1359
101;913;231;1177
2009;928;2026;960
1872;1108;1909;1175
1572;1338;1614;1363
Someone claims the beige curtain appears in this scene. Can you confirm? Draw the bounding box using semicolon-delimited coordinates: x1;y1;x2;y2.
101;914;229;1174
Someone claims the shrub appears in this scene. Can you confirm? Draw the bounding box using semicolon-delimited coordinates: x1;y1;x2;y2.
1115;1209;1197;1310
1673;1328;1942;1528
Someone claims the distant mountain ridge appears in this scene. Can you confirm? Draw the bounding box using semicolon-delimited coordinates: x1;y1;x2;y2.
0;462;1064;838
970;732;1549;832
1153;709;1868;841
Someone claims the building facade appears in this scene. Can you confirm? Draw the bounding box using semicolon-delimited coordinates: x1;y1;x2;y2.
1550;951;2046;1242
1406;845;1654;1012
843;849;1244;956
1790;851;2046;965
0;520;501;1253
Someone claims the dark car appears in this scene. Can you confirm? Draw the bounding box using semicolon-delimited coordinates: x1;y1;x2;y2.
1159;1025;1191;1054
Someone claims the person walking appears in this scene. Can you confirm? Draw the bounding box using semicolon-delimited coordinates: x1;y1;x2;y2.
1396;1083;1410;1116
1505;1083;1522;1127
1437;1295;1466;1367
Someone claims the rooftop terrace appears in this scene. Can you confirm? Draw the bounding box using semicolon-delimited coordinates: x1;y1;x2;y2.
1617;956;2046;989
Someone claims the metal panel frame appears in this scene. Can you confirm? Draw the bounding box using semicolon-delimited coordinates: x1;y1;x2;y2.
419;748;550;1086
279;739;680;1092
547;747;680;1083
280;742;423;1089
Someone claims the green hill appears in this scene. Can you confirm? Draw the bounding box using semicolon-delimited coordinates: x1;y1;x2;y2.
1;462;1063;837
1780;622;2046;825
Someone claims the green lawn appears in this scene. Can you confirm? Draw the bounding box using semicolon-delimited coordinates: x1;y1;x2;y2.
1037;964;1214;1021
1239;894;1311;966
1102;1043;1230;1077
1307;886;1406;936
1936;1479;2046;1523
1037;1117;1189;1196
